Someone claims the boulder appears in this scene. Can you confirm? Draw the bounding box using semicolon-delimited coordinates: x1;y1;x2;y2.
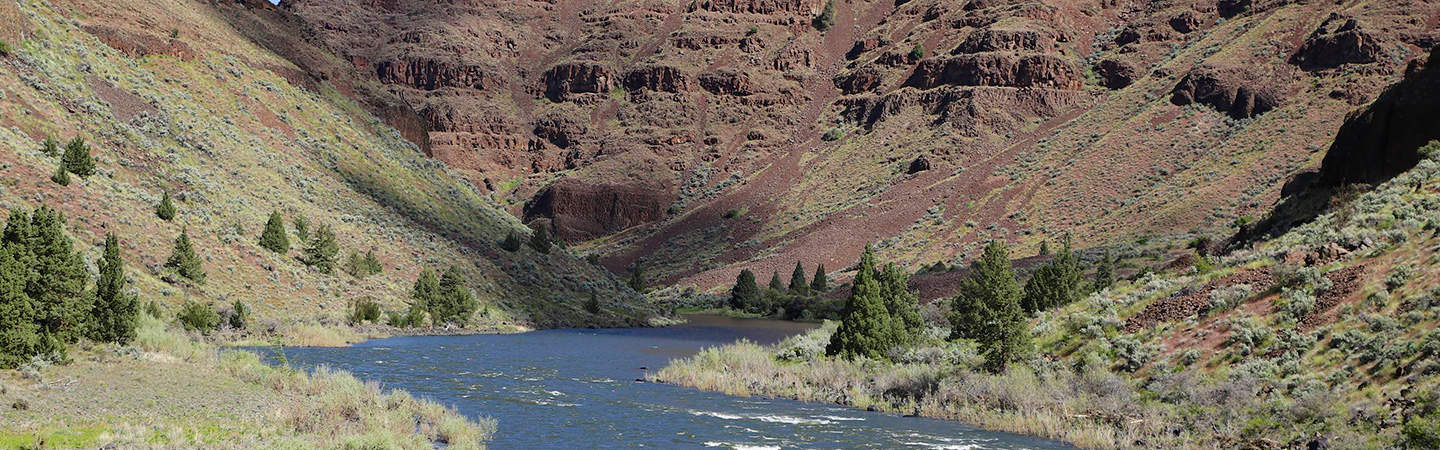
1170;65;1283;119
906;156;931;174
1095;58;1137;90
1289;14;1386;71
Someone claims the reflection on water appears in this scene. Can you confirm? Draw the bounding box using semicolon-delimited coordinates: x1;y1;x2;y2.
253;314;1068;449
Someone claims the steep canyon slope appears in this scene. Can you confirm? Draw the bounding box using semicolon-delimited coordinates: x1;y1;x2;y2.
280;0;1440;290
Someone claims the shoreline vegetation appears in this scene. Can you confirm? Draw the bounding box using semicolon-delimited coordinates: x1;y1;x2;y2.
655;146;1440;449
1;312;494;448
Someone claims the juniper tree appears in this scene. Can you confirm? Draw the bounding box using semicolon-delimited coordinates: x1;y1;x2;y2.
40;137;60;157
812;0;836;30
344;250;383;278
176;300;218;333
585;292;602;315
949;241;1030;373
50;163;69;186
90;233;139;344
810;264;828;293
155;191;176;221
1021;237;1084;314
258;211;290;254
292;215;310;242
768;271;785;292
730;269;759;311
529;226;552;254
629;263;646;292
431;265;478;326
826;245;896;360
1038;240;1050;256
410;269;441;318
166;229;205;283
500;231;522;252
879;264;923;346
788;262;808;297
303;224;339;274
60;137;95;177
1092;249;1116;292
0;230;39;368
229;300;249;330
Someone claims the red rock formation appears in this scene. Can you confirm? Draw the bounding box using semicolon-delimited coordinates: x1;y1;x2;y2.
623;65;692;93
834;67;884;95
1095;58;1137;89
81;25;195;60
375;58;493;90
689;0;818;14
1289;13;1386;72
698;70;754;96
955;28;1056;53
1170;65;1283;119
523;179;675;241
543;62;614;102
1319;46;1440;186
905;54;1082;90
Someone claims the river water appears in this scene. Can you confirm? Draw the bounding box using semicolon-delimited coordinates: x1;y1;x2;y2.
253;314;1067;449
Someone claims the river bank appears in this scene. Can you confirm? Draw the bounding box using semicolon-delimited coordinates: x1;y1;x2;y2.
0;313;494;448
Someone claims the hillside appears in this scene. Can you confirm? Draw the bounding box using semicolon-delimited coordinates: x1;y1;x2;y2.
275;0;1440;291
0;0;661;333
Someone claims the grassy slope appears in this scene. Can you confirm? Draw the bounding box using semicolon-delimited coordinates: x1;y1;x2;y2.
0;0;659;332
657;147;1440;448
0;313;493;448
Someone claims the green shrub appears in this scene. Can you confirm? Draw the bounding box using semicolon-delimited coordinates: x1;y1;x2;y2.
50;164;69;186
292;215;310;242
349;298;382;325
343;250;383;278
812;0;836;30
228;300;249;330
723;209;739;219
39;137;59;156
60;137;95;177
177;301;219;333
908;43;925;60
500;232;522;252
584;293;602;315
821;127;844;141
259;211;290;254
165;229;205;283
529;227;552;254
0;40;11;58
302;224;339;274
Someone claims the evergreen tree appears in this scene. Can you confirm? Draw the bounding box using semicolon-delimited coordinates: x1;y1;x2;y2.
529;226;552;254
431;265;478;326
826;245;895;360
585;292;602;315
90;233;138;344
61;137;95;177
729;269;759;311
500;231;522;252
1092;249;1116;292
788;262;809;297
176;300;218;332
948;241;1030;373
1021;237;1084;314
0;235;40;368
878;264;923;346
302;224;339;274
768;271;785;292
629;263;646;292
1038;240;1050;256
50;163;69;186
361;250;383;274
166;229;205;283
155;191;176;221
40;136;60;157
292;215;310;242
229;300;249;330
258;211;290;254
810;264;828;293
344;249;384;278
25;207;91;344
410;269;441;319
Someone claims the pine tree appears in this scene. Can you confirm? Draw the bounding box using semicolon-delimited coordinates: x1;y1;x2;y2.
258;211;290;254
948;241;1030;373
60;137;95;177
810;264;828;293
878;264;923;346
500;231;522;252
302;224;339;274
1021;237;1084;314
155;191;176;221
40;136;60;157
410;269;441;319
50;163;69;186
826;245;895;360
1092;249;1116;292
768;271;785;292
788;262;808;297
229;300;249;330
1038;240;1050;256
361;250;383;275
90;233;138;344
25;207;91;344
292;215;310;242
0;235;40;368
529;226;552;254
729;269;759;311
584;292;602;315
431;265;478;326
166;229;205;283
628;263;646;293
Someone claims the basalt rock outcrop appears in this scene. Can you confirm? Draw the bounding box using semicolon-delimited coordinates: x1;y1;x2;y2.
1095;58;1137;89
1289;14;1386;72
1171;65;1284;119
1318;46;1440;186
375;58;494;90
523;180;675;241
624;65;692;93
905;54;1082;90
544;62;615;102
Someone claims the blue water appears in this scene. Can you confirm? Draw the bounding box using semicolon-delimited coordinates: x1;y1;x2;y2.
253;315;1068;449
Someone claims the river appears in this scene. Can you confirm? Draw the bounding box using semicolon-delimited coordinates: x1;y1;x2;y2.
253;314;1068;449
